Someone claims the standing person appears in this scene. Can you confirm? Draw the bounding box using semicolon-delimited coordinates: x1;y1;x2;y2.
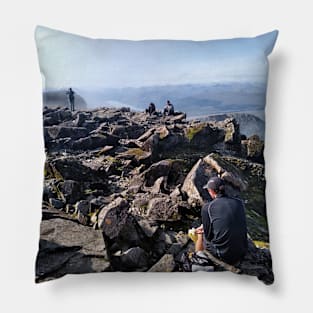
66;87;75;111
195;177;248;265
163;100;174;116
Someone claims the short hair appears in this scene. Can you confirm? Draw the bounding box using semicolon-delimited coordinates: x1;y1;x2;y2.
215;184;225;195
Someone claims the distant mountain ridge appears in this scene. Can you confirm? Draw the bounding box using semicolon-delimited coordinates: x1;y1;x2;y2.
72;82;267;116
43;84;266;139
200;112;265;139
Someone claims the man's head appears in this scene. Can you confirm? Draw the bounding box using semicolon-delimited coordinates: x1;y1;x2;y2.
203;177;225;199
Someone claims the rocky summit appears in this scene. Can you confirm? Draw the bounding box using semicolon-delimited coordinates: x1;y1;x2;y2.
37;106;272;284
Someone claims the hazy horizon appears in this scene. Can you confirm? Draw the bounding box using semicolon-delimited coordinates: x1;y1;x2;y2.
36;26;277;90
37;26;277;118
43;81;266;118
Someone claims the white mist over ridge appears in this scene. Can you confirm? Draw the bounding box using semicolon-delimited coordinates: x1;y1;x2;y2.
44;82;266;118
53;82;266;116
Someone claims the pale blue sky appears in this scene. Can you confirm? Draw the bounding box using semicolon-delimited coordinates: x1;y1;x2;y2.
35;26;278;90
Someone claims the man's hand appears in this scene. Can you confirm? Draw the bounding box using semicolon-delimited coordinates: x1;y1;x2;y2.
195;224;204;234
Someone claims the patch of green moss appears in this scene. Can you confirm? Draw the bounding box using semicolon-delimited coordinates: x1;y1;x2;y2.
105;156;118;163
185;123;206;141
84;189;96;195
44;162;55;179
138;203;148;215
88;209;99;218
170;212;180;220
253;241;270;249
53;184;65;202
243;178;268;242
245;206;268;241
127;148;145;156
52;167;64;181
116;166;124;172
70;212;78;219
215;155;268;241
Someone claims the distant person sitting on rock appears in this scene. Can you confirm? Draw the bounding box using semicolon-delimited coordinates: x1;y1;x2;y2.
194;177;248;266
146;102;156;115
163;100;174;116
66;87;75;111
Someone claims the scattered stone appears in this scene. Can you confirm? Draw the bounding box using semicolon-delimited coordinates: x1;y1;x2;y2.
58;180;82;204
118;148;152;164
75;200;90;225
144;160;172;186
114;247;148;270
184;122;221;146
238;239;273;285
71;134;119;151
98;197;129;238
44;126;89;140
223;118;241;145
181;159;210;207
241;135;264;163
110;124;145;139
36;218;109;282
49;198;65;210
90;196;109;212
74;112;88;127
148;254;175;272
146;196;181;221
38;106;271;280
203;153;248;192
96;145;114;156
142;133;159;154
43;107;72;126
137;128;156;142
50;156;107;181
136;219;159;238
170;113;186;123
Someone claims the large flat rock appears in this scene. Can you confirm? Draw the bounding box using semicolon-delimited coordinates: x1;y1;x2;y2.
35;218;109;282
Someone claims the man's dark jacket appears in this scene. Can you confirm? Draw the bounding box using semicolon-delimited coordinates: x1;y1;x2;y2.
202;194;248;264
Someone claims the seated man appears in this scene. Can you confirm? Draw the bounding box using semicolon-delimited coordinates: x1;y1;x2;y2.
146;102;156;115
163;100;174;116
195;177;248;265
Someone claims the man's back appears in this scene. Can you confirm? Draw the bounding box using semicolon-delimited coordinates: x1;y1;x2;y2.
203;195;248;264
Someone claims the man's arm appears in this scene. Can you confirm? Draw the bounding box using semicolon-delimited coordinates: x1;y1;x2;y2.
201;202;212;241
195;233;204;252
194;203;213;252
